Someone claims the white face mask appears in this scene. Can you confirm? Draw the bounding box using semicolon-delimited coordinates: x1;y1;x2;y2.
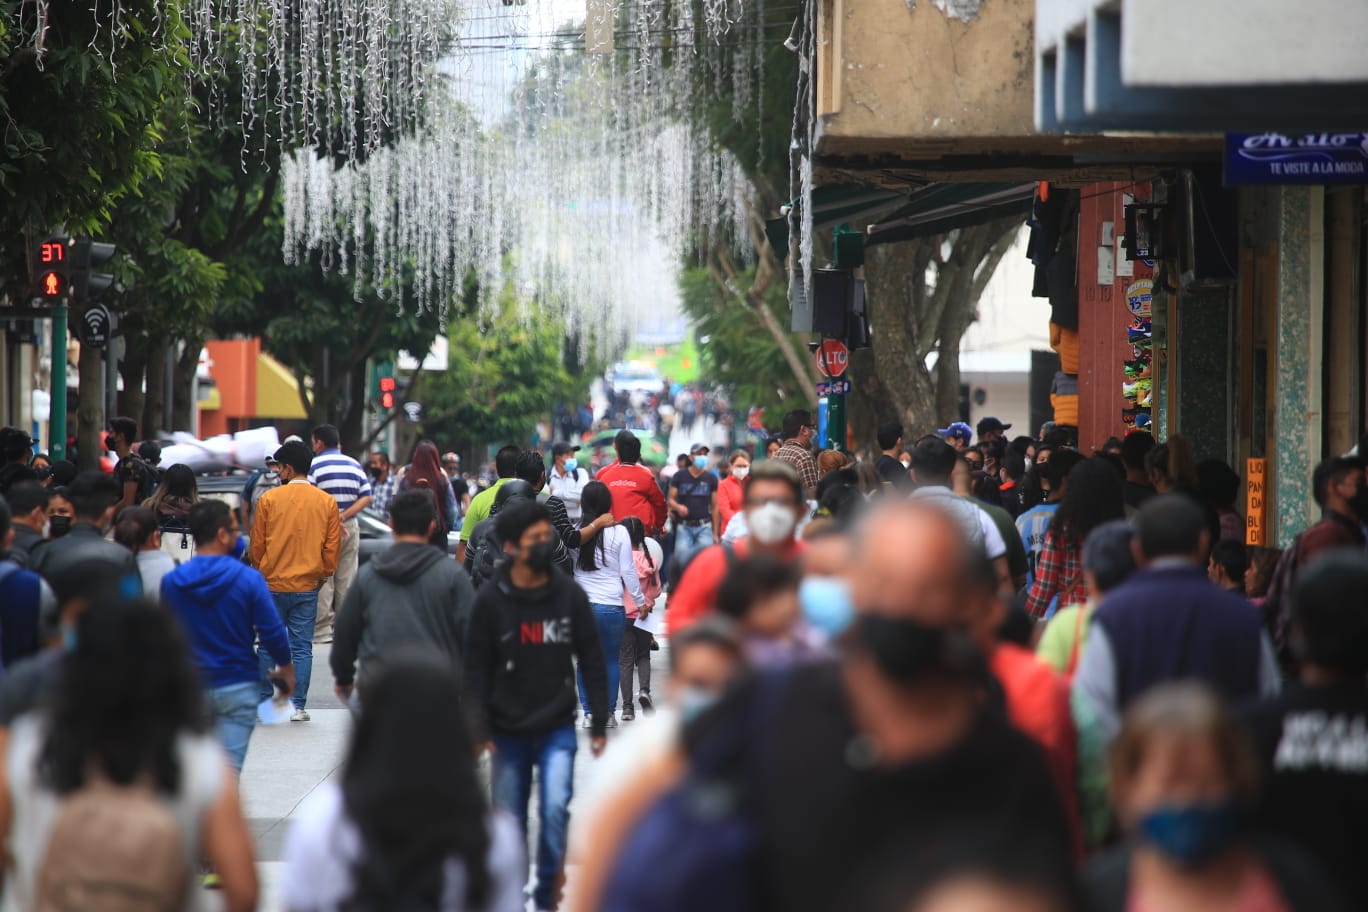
748;502;797;545
732;465;750;480
900;459;910;470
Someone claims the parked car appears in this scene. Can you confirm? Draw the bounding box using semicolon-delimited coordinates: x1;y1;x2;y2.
584;427;669;467
357;508;460;565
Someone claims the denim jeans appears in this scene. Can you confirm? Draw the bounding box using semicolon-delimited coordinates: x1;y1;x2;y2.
576;602;625;715
673;522;714;575
207;681;261;773
259;590;318;710
491;725;578;911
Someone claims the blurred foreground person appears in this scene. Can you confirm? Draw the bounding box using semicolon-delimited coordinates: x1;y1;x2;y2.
283;653;525;912
715;555;825;665
0;599;257;912
586;499;1074;912
0;498;53;667
1082;682;1347;912
2;481;50;566
855;848;1080;912
1243;550;1368;908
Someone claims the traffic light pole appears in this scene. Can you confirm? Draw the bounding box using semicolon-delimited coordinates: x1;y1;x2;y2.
50;299;67;460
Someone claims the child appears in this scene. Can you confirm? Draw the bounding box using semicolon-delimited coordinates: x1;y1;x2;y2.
715;555;825;666
619;517;663;721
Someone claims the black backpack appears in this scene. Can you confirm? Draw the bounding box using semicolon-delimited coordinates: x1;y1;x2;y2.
465;517;504;589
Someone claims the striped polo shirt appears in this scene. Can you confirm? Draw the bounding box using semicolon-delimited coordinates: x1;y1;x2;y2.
307;448;373;514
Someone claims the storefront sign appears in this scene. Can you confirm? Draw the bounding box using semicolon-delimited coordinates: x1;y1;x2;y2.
1225;132;1368;185
1125;279;1153;318
1246;458;1267;546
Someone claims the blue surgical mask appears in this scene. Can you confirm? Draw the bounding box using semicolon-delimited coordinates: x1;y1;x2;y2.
231;534;248;561
1138;800;1241;867
799;576;855;639
693;456;708;470
564;458;578;474
678;686;719;723
61;622;78;654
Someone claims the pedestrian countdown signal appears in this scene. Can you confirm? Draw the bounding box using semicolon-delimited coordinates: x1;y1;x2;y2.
33;236;70;300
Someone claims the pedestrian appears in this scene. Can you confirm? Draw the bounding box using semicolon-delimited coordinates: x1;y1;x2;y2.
617;516;662;722
42;484;73;538
106;415;155;512
1073;495;1280;747
1017;449;1084;588
547;442;586;522
1245;545;1282;606
458;445;520;564
0;598;258;912
595;430;667;536
716;448;749;532
443;451;473;520
113;506;178;594
250;441;341;722
1242;551;1368;909
874;420;909;487
2;481;50;567
463;480;536;588
28;471;140;595
584;499;1076;912
331;490;477;705
574;481;651;729
952;455;1028;591
284;653;526;912
309;424;373;644
1024;457;1125;618
937;420;973;452
398;441;459;548
1144;434;1199;496
0;427;38;495
976;416;1012;446
513;450;582;572
1035;520;1137;677
244;452;282;532
1197;458;1244;541
144;462;200;521
1083;682;1348;912
668;459;808;634
464;498;608;912
161;500;295;773
1208;539;1249;593
771;409;820;500
764;437;781;460
0;498;53;667
714;554;825;665
366;450;397;522
909;437;1012;590
1119;431;1156;513
816;448;848;478
667;443;719;575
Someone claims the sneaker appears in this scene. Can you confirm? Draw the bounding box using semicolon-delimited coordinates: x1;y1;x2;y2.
606;714;619;729
621;707;635;722
582;715;594;730
202;872;221;890
290;708;310;722
639;691;655;716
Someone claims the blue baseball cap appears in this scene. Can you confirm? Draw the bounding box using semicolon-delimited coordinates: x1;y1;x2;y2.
936;421;973;443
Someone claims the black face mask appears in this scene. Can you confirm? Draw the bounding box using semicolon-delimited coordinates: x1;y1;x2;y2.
103;433;116;452
48;515;72;539
1349;487;1368;520
366;464;384;479
525;540;557;574
855;614;982;685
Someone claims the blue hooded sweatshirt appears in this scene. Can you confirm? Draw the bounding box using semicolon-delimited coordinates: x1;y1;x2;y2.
161;555;292;689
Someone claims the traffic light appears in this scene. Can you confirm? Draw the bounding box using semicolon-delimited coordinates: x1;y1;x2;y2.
33;236;70;300
379;376;396;410
70;238;117;302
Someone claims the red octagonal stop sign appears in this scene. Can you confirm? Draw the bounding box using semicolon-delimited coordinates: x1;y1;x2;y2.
815;338;850;378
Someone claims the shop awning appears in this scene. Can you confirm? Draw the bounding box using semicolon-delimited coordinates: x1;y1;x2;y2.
256;353;309;419
865;183;1035;246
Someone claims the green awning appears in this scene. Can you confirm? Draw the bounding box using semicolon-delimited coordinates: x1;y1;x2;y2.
865;183;1034;246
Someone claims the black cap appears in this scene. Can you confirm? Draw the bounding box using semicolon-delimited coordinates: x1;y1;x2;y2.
552;442;581;457
0;426;35;458
975;416;1012;436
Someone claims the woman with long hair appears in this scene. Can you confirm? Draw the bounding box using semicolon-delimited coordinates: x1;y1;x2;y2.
283;652;525;911
0;598;257;912
1025;456;1125;619
400;442;460;547
114;505;178;592
144;463;200;521
1145;434;1199;495
575;481;650;729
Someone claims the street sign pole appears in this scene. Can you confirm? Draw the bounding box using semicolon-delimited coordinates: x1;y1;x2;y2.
50;300;67;460
825;376;847;451
814;338;851;452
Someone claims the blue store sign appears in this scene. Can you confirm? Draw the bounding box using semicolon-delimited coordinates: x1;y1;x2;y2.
1226;132;1368;185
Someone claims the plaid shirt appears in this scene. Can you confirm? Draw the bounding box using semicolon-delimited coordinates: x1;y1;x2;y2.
1024;530;1084;619
773;439;819;492
370;474;398;521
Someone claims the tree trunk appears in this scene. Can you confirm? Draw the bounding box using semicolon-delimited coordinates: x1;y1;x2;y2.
76;345;105;470
142;339;168;436
171;341;202;431
863;240;939;438
119;331;148;436
339;363;366;452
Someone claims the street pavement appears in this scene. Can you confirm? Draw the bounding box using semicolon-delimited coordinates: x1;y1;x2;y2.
233;627;671;910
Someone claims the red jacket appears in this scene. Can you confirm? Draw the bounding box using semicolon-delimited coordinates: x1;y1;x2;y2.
596;461;668;535
667;537;806;635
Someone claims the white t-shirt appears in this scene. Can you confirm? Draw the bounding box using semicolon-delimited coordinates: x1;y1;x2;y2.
547;466;586;521
574;525;648;608
138;549;178;594
910;486;1008;560
2;715;226;912
283;782;526;912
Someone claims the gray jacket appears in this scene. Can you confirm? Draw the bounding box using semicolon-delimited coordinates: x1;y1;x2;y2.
331;542;476;692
